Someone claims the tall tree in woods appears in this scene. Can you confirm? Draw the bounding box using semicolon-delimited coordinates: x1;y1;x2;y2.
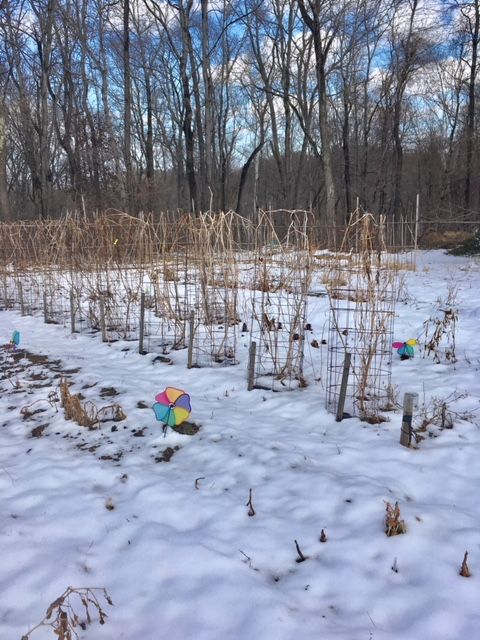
389;1;421;218
1;0;56;218
0;56;10;220
244;1;299;209
331;3;365;217
0;99;9;221
123;0;134;213
373;0;438;217
0;1;7;221
130;5;158;212
356;0;392;210
0;0;9;220
31;0;57;218
455;0;480;211
144;0;198;212
434;36;467;212
296;0;339;225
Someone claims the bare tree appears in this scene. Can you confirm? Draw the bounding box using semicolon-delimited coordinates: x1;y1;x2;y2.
455;0;480;211
0;94;10;220
123;0;135;212
296;0;340;225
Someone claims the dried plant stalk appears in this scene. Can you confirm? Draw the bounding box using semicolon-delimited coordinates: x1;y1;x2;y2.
385;501;407;536
60;379;126;429
21;586;113;640
459;551;471;577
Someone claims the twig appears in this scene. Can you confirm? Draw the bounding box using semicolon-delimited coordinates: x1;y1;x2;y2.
246;488;256;516
294;539;308;563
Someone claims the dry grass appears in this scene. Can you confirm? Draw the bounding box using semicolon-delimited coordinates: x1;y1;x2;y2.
381;258;417;272
423;307;458;364
321;271;349;288
423;230;472;249
413;391;477;442
21;586;113;640
385;501;407;536
60;379;126;429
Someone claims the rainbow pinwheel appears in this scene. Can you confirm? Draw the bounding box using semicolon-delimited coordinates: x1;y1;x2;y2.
152;387;191;432
392;339;417;358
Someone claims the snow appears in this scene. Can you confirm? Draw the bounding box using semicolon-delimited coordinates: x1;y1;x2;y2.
1;251;479;640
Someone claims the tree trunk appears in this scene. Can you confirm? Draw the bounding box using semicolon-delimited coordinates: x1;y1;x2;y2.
145;70;155;211
201;0;214;209
179;9;197;213
123;0;134;213
296;0;337;226
0;101;10;220
33;0;57;218
465;0;479;211
342;92;352;218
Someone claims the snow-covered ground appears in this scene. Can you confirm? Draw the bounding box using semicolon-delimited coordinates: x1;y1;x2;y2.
1;251;479;640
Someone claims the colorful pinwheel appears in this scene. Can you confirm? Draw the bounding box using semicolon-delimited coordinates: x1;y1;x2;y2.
152;387;191;435
392;339;417;359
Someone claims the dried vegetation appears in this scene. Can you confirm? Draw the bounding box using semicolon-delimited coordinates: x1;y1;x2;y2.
20;586;113;640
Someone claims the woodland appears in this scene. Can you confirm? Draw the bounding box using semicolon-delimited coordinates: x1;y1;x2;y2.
0;0;479;229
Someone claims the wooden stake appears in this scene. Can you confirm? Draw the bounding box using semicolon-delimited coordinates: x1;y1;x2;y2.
187;310;195;369
18;281;25;316
69;289;76;334
99;295;107;342
414;193;420;253
43;291;48;324
400;392;418;447
247;341;257;391
139;291;146;354
336;352;351;422
3;272;8;309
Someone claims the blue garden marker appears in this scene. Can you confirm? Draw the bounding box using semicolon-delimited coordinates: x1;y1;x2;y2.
10;330;20;349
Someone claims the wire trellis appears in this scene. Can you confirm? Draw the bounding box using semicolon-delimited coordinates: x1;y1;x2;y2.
249;211;312;391
326;212;410;421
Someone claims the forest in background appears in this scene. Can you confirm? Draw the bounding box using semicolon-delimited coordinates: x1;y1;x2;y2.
0;0;479;228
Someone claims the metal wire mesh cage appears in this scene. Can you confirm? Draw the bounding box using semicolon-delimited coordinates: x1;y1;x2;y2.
326;212;413;421
249;211;312;391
